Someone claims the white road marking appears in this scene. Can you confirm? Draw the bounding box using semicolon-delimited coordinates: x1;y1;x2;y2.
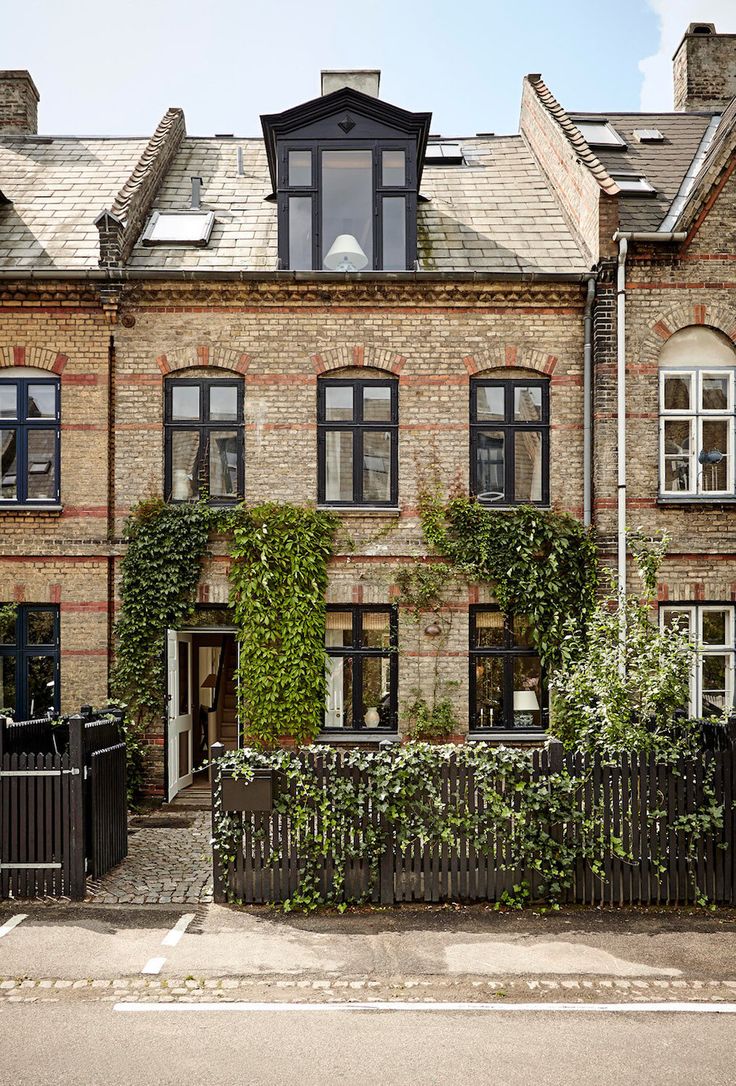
114;1000;736;1015
161;913;195;948
0;914;27;939
141;957;166;975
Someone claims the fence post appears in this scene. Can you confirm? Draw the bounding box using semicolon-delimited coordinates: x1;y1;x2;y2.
379;811;394;905
67;714;87;900
210;742;226;904
0;714;6;760
547;737;564;774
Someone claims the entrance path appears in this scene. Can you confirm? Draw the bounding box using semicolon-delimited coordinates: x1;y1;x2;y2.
88;810;213;906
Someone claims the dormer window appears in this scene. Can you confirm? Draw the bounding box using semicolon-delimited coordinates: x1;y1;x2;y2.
262;81;430;272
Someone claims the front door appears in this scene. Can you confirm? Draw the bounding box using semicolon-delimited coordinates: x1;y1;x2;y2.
167;630;194;800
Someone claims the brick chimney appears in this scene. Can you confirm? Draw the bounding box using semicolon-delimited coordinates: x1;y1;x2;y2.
320;70;380;97
673;24;736;112
0;71;39;133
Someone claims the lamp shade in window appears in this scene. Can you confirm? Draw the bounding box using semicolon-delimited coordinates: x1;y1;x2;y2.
323;234;368;271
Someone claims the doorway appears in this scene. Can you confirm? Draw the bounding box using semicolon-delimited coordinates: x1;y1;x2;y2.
166;628;239;801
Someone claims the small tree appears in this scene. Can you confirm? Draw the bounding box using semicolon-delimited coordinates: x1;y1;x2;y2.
550;531;695;759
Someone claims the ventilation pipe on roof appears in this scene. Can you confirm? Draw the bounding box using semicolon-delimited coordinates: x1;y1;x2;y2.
583;274;596;527
616;237;628;608
190;176;202;210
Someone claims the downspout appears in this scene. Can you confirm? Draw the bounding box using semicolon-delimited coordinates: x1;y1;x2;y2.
616;237;628;597
583;274;596;527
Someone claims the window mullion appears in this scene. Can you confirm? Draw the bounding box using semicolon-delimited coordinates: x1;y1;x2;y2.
355;426;363;504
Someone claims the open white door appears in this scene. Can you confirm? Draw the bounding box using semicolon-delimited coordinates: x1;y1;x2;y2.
167;630;194;801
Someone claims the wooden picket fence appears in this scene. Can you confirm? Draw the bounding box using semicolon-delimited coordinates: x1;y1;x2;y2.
212;742;736;907
0;710;128;900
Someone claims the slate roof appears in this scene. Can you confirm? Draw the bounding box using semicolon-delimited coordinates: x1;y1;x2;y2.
571;111;717;231
0;136;149;267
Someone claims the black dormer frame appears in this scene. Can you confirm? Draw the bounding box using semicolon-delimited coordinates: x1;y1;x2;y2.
261;87;431;273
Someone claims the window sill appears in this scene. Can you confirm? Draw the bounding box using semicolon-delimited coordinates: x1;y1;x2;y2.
657;495;736;508
0;504;63;514
317;506;401;517
467;730;546;743
477;503;551;512
316;731;399;744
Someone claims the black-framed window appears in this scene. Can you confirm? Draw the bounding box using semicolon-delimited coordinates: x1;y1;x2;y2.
324;605;397;731
279;142;416;271
0;605;60;720
469;607;546;733
164;378;244;504
318;378;398;507
0;378;60;506
470;379;549;506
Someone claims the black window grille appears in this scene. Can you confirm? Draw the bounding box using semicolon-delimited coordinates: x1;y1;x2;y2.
470;379;549;506
0;378;60;506
164;378;244;503
469;607;546;733
0;605;60;721
317;378;398;507
324;605;398;731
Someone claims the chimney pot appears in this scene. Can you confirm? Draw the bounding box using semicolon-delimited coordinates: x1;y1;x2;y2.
320;70;381;98
673;24;736;112
0;70;39;133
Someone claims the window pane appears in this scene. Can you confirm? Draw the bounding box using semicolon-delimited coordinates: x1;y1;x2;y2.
382;196;406;271
288;150;311;187
362;610;390;649
209;431;238;498
664;375;691;411
663;419;691;492
363;385;392;422
474;610;505;649
363;431;392;503
514;432;543;502
209;385;238;422
474;656;504;728
702;376;729;411
0;607;16;645
325;654;353;728
512;615;533;647
27;656;55;717
663;608;692;636
700;420;728;491
27;385;55;419
171;385;200;421
0;386;17;419
382;150;405;186
476;386;504;422
362;655;391;727
288;196;312;270
325;386;353;421
0;655;15;714
321;150;373;270
325;611;353;648
512;657;543;729
26;430;56;501
475;431;505;502
514;387;542;422
27;611;55;646
702;610;728;646
325;431;353;502
170;431;200;500
1;430;17;500
702;654;728;716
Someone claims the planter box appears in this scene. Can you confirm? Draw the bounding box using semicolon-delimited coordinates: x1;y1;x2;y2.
220;768;276;812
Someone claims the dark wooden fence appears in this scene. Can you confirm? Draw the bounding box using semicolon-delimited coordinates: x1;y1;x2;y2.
211;742;736;907
0;709;128;900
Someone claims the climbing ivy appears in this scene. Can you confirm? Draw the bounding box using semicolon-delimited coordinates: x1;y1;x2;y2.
227;503;338;746
419;492;598;672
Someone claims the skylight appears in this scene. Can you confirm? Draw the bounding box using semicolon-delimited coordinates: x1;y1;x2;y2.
572;120;626;148
141;210;215;247
611;173;656;194
424;142;464;165
634;128;665;143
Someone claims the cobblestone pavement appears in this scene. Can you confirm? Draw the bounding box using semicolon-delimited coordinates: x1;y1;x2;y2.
2;974;736;1005
87;811;213;905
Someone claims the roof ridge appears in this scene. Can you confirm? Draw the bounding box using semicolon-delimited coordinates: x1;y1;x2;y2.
110;108;185;222
526;75;620;196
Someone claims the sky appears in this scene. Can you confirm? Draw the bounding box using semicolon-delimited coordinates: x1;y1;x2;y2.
2;0;736;138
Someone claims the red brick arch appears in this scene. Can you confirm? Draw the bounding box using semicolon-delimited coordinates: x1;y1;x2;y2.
310;345;406;375
155;345;251;375
0;346;68;374
464;345;558;376
637;302;736;366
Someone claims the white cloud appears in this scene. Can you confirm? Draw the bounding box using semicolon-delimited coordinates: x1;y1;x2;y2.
640;1;736;111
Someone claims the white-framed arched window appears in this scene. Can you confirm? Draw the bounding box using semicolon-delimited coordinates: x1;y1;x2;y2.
659;326;736;497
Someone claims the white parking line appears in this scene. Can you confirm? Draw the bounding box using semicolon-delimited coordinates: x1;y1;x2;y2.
115;1000;736;1015
0;914;27;939
161;913;195;948
141;957;167;975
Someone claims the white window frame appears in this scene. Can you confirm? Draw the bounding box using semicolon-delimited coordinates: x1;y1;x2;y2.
659;368;735;496
660;604;735;718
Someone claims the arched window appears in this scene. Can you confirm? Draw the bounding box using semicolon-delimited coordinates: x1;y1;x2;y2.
317;374;398;507
164;374;244;503
0;368;60;507
470;376;550;506
659;326;736;497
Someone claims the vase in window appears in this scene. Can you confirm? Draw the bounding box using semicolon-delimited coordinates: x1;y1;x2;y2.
364;706;380;728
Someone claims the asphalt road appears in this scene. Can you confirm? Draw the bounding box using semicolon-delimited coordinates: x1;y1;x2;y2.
1;1001;734;1086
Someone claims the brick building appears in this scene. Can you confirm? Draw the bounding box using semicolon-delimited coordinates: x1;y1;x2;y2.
1;24;735;797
